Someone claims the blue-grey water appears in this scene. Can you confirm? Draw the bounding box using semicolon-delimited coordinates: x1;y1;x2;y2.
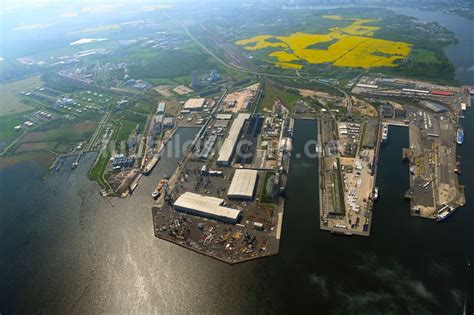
388;6;474;84
1;9;474;315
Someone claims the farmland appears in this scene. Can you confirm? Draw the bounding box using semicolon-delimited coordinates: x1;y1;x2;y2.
16;120;98;154
0;76;42;116
236;16;412;70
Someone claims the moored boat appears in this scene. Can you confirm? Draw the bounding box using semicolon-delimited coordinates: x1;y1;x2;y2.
455;161;462;174
456;128;464;145
381;124;388;143
436;205;455;222
152;176;169;199
143;154;160;175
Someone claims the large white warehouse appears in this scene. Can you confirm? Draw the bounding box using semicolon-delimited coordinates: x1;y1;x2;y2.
173;192;242;224
228;169;258;200
217;113;250;166
183;98;206;110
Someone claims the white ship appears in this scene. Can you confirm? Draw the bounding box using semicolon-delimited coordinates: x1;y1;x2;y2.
381;124;388;143
373;187;379;200
436;204;456;222
143;154;160;175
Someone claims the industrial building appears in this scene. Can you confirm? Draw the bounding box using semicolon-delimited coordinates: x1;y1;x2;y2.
157;102;166;114
190;71;201;88
184;98;206;110
234;114;264;165
216;113;233;120
356;83;378;89
425;102;449;113
153;114;164;134
380;104;394;118
213;120;229;128
431;90;454;96
111;155;135;170
228;169;258;200
199;135;217;159
217;113;250;165
162;117;174;129
173;192;242;224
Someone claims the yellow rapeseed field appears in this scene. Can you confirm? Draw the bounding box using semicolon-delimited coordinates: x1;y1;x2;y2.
235;16;411;69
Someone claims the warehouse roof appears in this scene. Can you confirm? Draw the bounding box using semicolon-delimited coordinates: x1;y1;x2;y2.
425;102;448;113
199;135;217;159
228;169;258;199
184;98;206;110
157;102;166;114
216;113;233;120
214;120;229;128
217;113;250;165
173;192;241;222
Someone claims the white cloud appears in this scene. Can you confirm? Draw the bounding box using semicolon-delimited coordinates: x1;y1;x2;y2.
142;4;173;11
14;23;53;31
81;4;121;14
60;12;78;18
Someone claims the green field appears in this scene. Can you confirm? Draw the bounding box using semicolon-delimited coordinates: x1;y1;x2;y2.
409;49;441;64
89;151;110;189
89;121;120;190
14;120;98;155
134;100;156;115
127;45;217;81
115;113;147;142
259;82;300;112
0;76;42;116
259;171;277;204
0;113;27;145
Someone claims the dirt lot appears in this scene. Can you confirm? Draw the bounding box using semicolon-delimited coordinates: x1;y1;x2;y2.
353;97;378;117
153;85;174;97
173;85;193;95
223;84;259;112
298;88;337;100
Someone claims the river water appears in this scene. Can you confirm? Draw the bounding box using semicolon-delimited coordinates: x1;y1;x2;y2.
1;8;473;315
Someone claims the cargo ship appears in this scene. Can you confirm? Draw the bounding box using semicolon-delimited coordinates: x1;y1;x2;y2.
143;154;160;175
381;124;388;143
152;177;169;199
456;128;464;145
436;204;455;222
